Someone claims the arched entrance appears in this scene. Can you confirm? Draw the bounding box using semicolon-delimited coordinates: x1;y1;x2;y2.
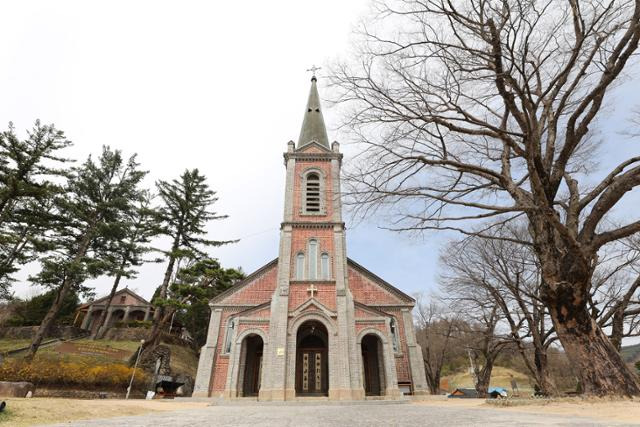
295;320;328;396
239;334;263;397
361;334;386;396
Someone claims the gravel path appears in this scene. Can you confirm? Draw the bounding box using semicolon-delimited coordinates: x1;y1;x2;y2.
46;402;638;427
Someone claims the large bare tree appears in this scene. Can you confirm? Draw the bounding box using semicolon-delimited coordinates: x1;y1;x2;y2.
332;0;640;395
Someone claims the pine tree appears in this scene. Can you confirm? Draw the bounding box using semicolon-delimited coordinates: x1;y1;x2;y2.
91;191;161;339
0;121;72;297
172;258;244;347
24;146;146;361
147;169;235;347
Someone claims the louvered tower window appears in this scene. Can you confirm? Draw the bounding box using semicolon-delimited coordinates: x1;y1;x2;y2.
305;173;321;213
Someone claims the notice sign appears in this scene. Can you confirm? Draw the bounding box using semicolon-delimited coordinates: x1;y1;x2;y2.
277;347;285;356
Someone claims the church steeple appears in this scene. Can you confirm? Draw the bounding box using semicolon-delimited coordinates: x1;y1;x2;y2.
297;75;330;149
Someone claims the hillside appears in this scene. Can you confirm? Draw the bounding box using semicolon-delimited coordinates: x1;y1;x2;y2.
621;343;640;364
0;338;199;396
442;366;532;394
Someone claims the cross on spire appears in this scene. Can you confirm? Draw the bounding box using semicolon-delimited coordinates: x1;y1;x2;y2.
307;284;318;298
306;65;322;78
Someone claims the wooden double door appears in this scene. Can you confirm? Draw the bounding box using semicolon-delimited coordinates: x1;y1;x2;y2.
296;348;328;395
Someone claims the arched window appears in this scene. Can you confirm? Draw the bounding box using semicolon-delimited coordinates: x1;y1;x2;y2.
309;239;318;280
390;318;399;352
296;252;305;280
320;253;330;280
305;172;321;213
224;318;236;354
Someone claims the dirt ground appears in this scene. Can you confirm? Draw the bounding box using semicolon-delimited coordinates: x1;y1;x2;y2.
415;397;640;424
1;397;639;426
0;398;209;426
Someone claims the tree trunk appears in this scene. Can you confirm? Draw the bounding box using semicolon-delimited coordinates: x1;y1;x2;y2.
92;272;123;340
25;233;93;362
610;307;625;352
140;307;176;359
475;361;494;398
149;253;176;342
24;278;73;362
533;346;557;396
424;360;441;395
547;292;640;396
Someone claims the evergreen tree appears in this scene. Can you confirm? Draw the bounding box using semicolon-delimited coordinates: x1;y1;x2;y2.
6;289;79;327
91;191;161;339
25;146;146;361
0;121;72;297
173;258;244;347
147;169;235;347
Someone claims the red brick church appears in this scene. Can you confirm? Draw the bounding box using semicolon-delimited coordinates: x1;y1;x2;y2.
193;74;428;400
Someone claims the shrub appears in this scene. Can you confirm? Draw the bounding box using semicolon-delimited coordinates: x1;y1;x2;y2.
0;358;148;389
114;320;152;329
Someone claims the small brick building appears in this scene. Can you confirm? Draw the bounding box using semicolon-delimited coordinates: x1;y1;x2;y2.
76;288;154;335
193;75;428;400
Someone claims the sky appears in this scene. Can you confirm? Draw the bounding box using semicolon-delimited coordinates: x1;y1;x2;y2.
0;0;446;302
1;1;638;319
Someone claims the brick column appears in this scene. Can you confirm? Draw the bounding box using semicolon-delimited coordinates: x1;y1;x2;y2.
401;308;429;394
81;306;94;330
144;307;151;321
193;306;223;397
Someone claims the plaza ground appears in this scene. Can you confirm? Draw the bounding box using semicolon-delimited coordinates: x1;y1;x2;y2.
1;397;639;426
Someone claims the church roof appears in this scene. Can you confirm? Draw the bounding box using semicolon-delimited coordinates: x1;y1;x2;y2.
297;76;330;150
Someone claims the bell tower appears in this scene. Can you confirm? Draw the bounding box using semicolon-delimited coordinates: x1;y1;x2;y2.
259;74;364;400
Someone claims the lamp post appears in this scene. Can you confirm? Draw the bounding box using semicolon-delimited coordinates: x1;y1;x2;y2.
126;339;145;399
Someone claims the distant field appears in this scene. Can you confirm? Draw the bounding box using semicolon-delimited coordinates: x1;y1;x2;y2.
443;366;533;394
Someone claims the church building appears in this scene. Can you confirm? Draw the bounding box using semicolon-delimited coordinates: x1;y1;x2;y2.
193;75;428;400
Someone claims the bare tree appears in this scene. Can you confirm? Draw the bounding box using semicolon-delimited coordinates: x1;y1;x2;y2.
446;296;510;397
593;235;640;350
332;0;640;395
414;296;461;394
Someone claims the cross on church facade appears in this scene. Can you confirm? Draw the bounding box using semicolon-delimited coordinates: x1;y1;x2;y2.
307;284;318;298
306;65;322;76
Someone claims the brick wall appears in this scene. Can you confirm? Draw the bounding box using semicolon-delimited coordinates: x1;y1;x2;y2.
348;266;405;305
288;283;336;311
224;264;278;305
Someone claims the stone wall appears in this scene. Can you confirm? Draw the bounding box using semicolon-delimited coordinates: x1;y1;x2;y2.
103;327;149;341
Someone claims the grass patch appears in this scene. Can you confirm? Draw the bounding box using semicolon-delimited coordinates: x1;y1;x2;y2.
0;357;148;389
0;339;31;352
0;408;15;425
444;366;533;394
166;344;198;378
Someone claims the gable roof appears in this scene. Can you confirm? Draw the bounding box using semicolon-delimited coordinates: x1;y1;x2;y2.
210;258;278;305
347;258;415;304
80;287;150;309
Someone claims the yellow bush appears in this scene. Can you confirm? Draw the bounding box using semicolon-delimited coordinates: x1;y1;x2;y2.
0;358;148;388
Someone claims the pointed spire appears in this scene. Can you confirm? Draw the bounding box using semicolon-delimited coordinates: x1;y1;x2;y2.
298;75;330;149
